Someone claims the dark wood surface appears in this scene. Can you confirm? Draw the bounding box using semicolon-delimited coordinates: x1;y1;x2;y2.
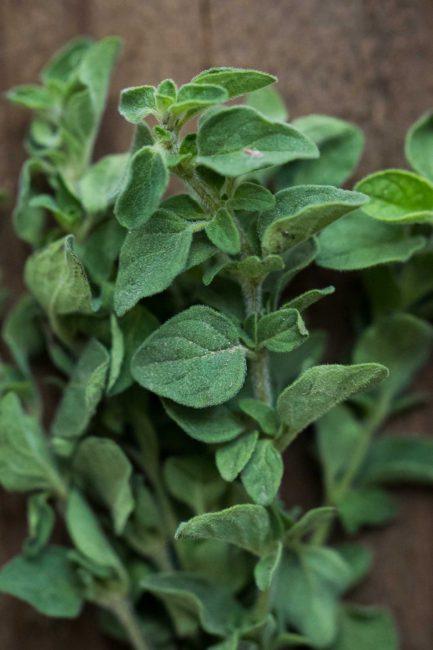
0;1;432;648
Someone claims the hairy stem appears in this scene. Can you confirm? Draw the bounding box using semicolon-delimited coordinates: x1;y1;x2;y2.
108;598;151;650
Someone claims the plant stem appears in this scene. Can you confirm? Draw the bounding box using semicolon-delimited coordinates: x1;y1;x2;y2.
312;393;390;545
108;597;151;650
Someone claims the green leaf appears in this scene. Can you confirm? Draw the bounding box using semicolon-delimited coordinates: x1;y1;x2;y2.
285;507;336;542
330;605;398;650
141;572;252;637
176;504;273;555
205;208;240;255
337;488;397;534
273;547;352;647
2;295;43;376
355;170;433;223
163;399;244;443
216;431;259;481
405;110;433;181
78;218;125;283
256;308;308;353
79;153;128;214
0;547;82;618
284;286;335;312
110;306;159;396
51;339;110;455
260;185;367;254
119;85;157;123
0;393;64;494
170;83;228;115
114;145;168;229
361;436;433;485
107;315;124;392
241;440;283;505
65;489;125;578
197;106;318;177
316;405;363;490
7;84;56;110
193;67;276;99
23;493;55;558
114;209;193;316
41;36;92;84
161;193;206;220
353;313;433;400
24;235;93;320
73;437;134;534
78;36;121;118
164;455;225;514
132;306;247;408
238;398;279;435
317;210;426;270
246;86;288;122
277;364;388;444
228;182;276;211
277;115;364;188
13;159;46;245
336;543;373;588
254;542;282;591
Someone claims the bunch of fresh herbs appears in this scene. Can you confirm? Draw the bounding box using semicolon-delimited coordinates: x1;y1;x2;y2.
0;36;432;650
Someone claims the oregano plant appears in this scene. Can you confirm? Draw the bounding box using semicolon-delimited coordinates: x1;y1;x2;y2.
0;36;432;650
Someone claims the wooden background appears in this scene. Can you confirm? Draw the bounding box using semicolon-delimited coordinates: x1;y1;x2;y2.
0;1;432;648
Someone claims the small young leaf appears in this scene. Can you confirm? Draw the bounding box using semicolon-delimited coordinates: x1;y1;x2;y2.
132;306;247;408
205;208;240;255
216;431;259;481
175;504;273;555
73;437;134;534
241;440;283;506
114;209;193;315
23;493;55;558
238;398;279;435
163;399;244;443
51;339;110;455
119;85;157;123
277;364;388;443
193;67;276;99
283;286;335;312
317;210;426;270
405;110;433;181
228;182;276;212
260;185;367;254
114;145;168;229
256;308;308;353
254;542;282;591
355;170;433;224
170;83;228;115
0;547;82;618
197;106;318;177
7;84;56;110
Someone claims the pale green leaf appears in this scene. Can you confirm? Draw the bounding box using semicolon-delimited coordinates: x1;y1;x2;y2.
241;440;283;505
330;605;398;650
119;85;157;123
405;110;433;181
254;542;282;591
246;86;288;122
79;153;128;214
193;67;276;99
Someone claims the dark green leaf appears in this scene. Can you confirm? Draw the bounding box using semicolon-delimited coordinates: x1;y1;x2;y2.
216;431;259;481
241;440;283;506
205;208;241;255
163;399;244;443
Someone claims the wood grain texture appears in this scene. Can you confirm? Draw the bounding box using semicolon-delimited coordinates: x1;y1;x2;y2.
0;1;432;648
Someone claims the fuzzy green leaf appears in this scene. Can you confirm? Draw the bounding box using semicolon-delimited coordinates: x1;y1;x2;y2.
132;306;247;408
79;153;128;214
205;208;240;255
193;67;276;99
176;504;273;555
170;83;228;115
254;542;282;591
0;547;82;618
285;507;336;542
256;308;308;353
260;185;367;254
228;182;276;211
317;210;426;270
51;339;110;455
355;170;433;223
114;209;193;315
277;115;364;188
238;398;279;435
119;85;157;123
216;431;259;481
284;286;335;312
197;106;318;177
241;440;283;506
277;364;388;443
0;393;63;494
73;437;134;534
405;110;433;181
114;145;168;229
163;399;244;443
24;235;93;319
